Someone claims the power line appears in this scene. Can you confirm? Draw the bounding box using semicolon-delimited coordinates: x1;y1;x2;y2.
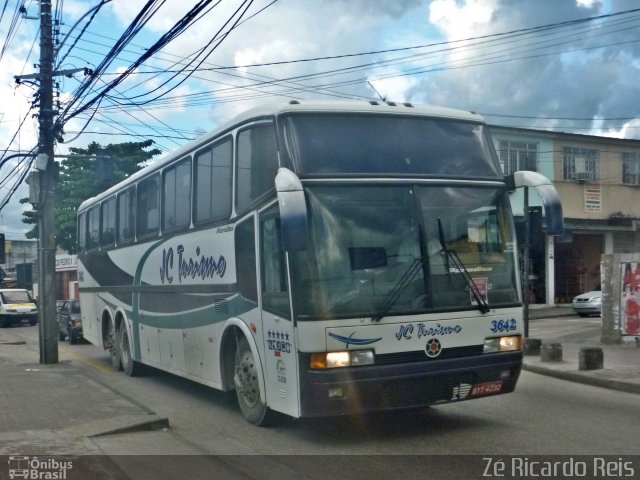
55;0;112;68
63;130;194;141
45;1;640;146
56;0;286;143
57;0;219;129
10;0;639;154
79;11;640;112
184;6;640;70
484;114;640;121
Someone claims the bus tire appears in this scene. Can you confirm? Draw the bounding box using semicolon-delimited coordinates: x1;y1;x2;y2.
118;321;146;377
234;336;271;426
108;320;122;371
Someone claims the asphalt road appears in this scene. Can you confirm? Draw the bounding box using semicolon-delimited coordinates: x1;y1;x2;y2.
3;318;639;479
54;320;640;455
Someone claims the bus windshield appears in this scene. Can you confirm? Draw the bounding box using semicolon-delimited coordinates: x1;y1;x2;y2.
280;113;501;178
290;185;519;320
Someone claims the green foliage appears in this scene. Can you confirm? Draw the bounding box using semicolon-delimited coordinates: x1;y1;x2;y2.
21;197;39;239
21;140;161;253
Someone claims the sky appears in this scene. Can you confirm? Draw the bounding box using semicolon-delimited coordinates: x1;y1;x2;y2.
1;0;639;240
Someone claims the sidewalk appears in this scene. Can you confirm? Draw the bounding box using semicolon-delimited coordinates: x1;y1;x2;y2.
525;304;640;395
0;327;168;458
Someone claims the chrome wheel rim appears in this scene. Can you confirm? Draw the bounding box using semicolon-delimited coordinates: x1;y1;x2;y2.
235;350;259;407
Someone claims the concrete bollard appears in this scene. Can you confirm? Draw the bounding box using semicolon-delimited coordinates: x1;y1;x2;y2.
540;342;563;362
523;338;542;356
579;347;604;370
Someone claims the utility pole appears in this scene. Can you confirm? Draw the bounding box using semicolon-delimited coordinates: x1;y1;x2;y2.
37;0;58;364
523;186;530;338
14;3;94;363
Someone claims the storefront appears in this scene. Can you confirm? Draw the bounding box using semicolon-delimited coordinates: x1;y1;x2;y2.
55;254;78;300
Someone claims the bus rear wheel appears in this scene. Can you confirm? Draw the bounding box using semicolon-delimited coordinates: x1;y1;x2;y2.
234;337;271;426
118;321;146;377
107;320;122;371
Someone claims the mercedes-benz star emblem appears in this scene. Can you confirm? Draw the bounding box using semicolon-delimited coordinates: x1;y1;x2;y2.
426;338;442;358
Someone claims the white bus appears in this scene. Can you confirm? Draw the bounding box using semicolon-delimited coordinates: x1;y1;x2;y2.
77;101;563;425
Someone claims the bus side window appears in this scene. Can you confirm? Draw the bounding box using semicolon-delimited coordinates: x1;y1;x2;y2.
87;205;100;250
78;212;87;251
101;196;116;247
260;210;290;319
194;138;232;225
235;216;257;304
117;187;136;244
137;174;160;239
236;123;278;214
163;157;191;232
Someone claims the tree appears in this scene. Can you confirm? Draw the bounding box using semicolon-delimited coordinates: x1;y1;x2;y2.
22;140;161;253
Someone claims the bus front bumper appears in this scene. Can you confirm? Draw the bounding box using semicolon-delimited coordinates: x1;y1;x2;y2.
298;351;522;417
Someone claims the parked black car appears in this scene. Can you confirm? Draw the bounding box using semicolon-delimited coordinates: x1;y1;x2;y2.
57;299;82;344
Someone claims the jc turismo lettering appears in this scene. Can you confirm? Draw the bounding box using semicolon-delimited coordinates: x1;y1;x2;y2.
160;245;226;284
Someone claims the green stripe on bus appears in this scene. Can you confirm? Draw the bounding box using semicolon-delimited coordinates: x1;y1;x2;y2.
131;238;170;359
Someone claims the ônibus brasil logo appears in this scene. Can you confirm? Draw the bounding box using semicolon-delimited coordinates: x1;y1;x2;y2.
7;456;73;479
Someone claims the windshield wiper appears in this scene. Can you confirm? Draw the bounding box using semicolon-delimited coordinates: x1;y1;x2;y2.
437;218;491;314
371;258;422;322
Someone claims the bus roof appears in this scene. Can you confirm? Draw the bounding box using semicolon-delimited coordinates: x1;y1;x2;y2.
78;101;485;211
233;100;484;123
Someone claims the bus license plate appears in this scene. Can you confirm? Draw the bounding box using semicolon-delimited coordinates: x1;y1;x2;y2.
470;380;503;397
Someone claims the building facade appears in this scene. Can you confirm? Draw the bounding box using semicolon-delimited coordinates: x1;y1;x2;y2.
0;238;37;288
55;254;79;300
490;126;640;304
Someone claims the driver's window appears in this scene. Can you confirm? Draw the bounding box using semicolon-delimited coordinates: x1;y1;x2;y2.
260;207;290;319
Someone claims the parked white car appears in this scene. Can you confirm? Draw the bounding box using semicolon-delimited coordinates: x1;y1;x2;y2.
0;288;38;327
571;290;602;317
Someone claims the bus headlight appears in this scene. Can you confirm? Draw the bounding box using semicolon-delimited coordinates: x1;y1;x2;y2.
483;335;522;353
310;350;374;369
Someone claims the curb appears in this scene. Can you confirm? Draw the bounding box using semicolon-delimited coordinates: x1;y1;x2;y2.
63;414;170;438
522;363;640;395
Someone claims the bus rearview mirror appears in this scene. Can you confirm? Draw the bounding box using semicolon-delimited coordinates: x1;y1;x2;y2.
276;168;309;251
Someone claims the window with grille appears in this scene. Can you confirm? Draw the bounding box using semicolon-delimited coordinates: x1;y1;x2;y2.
498;140;538;174
562;147;599;182
622;153;640;185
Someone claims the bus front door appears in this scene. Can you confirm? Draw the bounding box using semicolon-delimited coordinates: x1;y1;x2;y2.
259;208;300;418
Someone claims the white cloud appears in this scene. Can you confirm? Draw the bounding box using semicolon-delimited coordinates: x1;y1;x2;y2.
367;76;420;103
428;0;499;40
4;0;640;238
602;118;640;140
576;0;599;8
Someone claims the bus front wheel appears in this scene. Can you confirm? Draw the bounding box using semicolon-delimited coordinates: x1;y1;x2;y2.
234;336;271;426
